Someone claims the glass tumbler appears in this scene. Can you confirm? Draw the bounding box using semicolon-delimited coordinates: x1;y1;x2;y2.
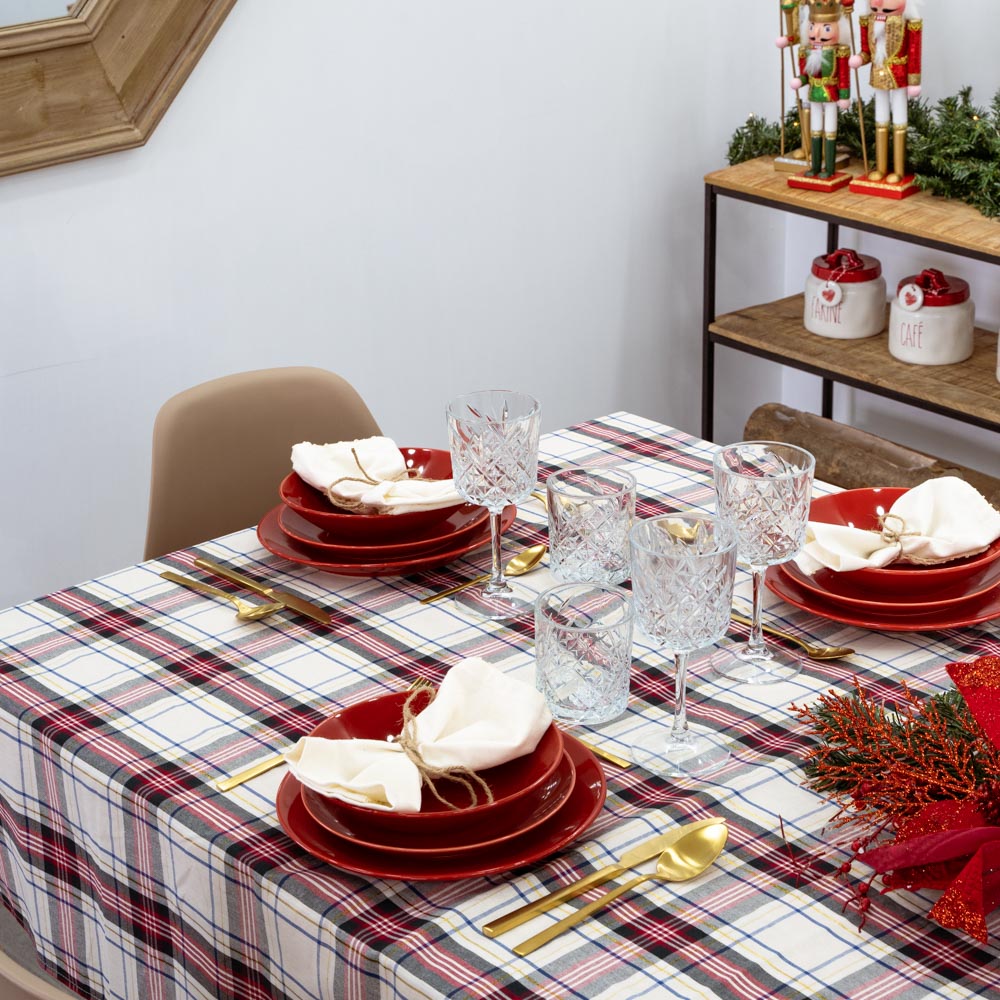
535;583;634;725
547;467;636;585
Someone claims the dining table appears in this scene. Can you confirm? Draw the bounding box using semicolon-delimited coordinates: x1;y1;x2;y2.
1;411;998;1000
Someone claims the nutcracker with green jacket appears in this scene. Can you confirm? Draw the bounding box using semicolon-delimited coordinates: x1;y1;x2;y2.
788;0;851;178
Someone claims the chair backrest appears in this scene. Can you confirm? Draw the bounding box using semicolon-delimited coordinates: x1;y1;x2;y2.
0;953;74;1000
144;367;381;559
743;403;1000;506
0;904;75;999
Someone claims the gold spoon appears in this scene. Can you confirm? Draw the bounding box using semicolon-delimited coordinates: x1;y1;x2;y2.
513;822;728;956
730;611;854;661
419;543;548;604
161;571;284;622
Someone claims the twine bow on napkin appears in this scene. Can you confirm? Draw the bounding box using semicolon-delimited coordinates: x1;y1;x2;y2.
796;477;1000;575
290;436;463;514
284;659;552;812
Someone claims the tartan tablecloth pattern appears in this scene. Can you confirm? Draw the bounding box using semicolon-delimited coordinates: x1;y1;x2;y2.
1;412;999;1000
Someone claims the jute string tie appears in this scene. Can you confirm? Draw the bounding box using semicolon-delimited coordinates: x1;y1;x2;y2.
392;686;495;810
324;448;427;512
878;512;946;565
878;512;917;546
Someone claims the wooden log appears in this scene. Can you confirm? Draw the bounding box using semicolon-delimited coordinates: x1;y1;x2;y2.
744;403;1000;508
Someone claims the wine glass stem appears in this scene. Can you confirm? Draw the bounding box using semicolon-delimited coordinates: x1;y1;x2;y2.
747;566;768;656
670;651;690;741
483;510;507;594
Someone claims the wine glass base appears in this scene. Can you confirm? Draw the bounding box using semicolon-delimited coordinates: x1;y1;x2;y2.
714;642;801;684
631;730;730;779
454;586;534;622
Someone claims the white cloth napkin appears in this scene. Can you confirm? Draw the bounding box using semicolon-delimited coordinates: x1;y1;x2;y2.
796;477;1000;575
284;658;553;812
290;436;463;514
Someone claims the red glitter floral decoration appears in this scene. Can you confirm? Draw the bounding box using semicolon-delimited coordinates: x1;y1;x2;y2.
793;655;1000;942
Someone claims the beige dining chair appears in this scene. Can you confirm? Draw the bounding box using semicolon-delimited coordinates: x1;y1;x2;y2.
744;402;1000;506
0;906;75;999
144;366;381;559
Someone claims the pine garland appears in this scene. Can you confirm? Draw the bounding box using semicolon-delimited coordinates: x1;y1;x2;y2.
793;662;1000;941
727;111;799;166
793;681;1000;836
908;87;1000;220
726;87;1000;219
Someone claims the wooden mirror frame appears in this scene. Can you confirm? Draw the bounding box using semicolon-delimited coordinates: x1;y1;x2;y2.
0;0;236;178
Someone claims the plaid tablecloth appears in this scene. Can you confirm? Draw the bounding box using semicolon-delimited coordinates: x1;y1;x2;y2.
1;413;999;1000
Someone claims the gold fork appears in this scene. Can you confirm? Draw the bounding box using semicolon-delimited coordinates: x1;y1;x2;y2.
215;678;434;792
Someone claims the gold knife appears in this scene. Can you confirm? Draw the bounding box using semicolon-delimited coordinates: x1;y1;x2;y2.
216;753;285;792
576;740;630;769
480;816;725;938
194;558;333;625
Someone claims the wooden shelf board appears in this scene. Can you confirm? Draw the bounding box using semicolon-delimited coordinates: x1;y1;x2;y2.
705;157;1000;261
710;294;1000;427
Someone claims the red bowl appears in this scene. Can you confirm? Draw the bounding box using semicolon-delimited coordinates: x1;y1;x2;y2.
300;749;576;856
280;447;469;541
304;689;564;836
810;487;1000;597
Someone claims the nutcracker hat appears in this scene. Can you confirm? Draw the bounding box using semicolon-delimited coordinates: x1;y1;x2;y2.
809;0;843;22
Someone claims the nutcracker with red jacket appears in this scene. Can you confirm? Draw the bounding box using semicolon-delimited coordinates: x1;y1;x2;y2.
783;0;852;188
849;0;922;196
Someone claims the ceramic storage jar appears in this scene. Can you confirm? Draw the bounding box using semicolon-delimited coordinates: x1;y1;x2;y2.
888;268;974;366
804;248;886;339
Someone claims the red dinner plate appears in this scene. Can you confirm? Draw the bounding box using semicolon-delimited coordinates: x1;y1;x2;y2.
278;503;488;558
257;504;515;576
300;749;576;857
275;734;606;881
766;564;1000;632
781;557;1000;612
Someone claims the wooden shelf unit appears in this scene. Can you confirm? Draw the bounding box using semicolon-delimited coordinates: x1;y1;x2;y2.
701;157;1000;439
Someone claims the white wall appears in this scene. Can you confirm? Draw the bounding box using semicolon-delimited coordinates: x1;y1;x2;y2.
0;1;783;607
1;2;994;610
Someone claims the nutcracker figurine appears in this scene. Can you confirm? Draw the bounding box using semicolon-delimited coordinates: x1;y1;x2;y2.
848;0;922;198
775;1;810;168
783;0;852;191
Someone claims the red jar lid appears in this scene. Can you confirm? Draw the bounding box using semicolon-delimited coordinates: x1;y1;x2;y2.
811;248;882;283
896;268;970;306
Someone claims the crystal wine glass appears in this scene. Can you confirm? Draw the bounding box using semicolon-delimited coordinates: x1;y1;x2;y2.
446;390;540;621
629;513;738;778
713;441;815;684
